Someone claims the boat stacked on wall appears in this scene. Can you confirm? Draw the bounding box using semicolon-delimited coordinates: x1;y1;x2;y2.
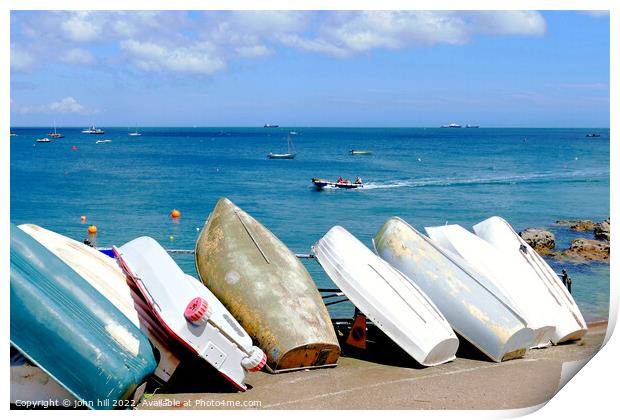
9;201;590;408
195;198;340;373
473;216;587;343
312;226;459;366
373;217;535;362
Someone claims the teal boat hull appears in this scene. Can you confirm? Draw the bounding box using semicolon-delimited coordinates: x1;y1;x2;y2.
10;224;157;409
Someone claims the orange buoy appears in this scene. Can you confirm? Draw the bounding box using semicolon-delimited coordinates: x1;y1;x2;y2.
80;215;86;223
87;225;97;234
171;209;181;218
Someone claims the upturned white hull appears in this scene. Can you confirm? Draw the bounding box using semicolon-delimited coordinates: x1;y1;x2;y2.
374;217;535;362
425;224;556;348
116;237;265;391
18;224;180;383
312;226;458;366
473;216;588;343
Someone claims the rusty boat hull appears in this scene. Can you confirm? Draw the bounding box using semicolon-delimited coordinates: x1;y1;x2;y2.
195;198;340;372
374;217;535;362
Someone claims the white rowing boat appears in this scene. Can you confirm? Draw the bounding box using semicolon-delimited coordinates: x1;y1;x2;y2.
115;236;265;391
425;224;556;348
374;217;535;362
473;216;588;343
312;226;458;366
18;224;180;383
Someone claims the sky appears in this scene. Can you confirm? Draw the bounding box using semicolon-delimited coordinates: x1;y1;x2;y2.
9;10;610;127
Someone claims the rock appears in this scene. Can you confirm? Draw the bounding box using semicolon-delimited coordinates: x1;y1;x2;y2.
519;228;556;253
555;219;594;231
570;220;594;231
561;238;609;262
594;218;610;241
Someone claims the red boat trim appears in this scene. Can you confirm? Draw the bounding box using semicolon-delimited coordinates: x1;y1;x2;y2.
112;246;247;392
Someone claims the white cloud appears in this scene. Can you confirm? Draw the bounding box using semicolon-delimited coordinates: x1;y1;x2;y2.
49;97;88;114
61;11;103;42
60;48;95;65
469;11;546;36
12;11;550;74
283;11;545;57
580;11;609;18
15;97;90;115
120;39;226;75
235;45;273;58
11;44;35;71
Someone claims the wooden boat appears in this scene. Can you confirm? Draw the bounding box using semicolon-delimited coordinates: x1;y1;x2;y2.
350;149;373;155
425;224;556;348
473;216;588;343
312;177;363;190
373;217;535;362
10;224;156;409
18;223;180;383
115;236;265;391
312;226;458;366
267;132;296;159
195;197;340;372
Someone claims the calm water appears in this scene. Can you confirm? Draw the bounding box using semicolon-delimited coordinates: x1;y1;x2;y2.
10;127;610;320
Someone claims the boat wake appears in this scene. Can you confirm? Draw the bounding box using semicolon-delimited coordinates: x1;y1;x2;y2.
362;169;608;191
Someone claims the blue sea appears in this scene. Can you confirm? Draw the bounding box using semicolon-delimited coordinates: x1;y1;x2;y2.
10;127;610;320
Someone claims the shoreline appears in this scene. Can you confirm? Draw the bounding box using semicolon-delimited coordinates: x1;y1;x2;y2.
138;320;608;410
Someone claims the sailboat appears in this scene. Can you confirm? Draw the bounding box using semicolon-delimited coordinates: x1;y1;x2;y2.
47;121;64;138
128;124;142;137
268;132;296;159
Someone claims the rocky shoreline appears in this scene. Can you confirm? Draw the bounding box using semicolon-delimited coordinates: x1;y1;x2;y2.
519;217;610;263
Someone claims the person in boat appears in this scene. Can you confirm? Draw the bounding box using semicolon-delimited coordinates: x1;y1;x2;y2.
337;177;344;184
355;176;363;184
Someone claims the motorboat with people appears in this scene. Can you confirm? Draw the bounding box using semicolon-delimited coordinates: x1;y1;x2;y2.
312;176;364;190
35;138;51;143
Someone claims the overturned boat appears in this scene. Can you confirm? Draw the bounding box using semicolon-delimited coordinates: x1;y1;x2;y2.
10;224;157;409
312;226;459;366
473;216;588;343
195;197;340;372
115;236;265;391
425;224;556;348
374;217;535;362
18;223;180;383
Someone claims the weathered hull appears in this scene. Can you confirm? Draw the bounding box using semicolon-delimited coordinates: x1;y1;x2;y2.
473;216;588;343
425;224;556;348
312;226;458;366
373;217;535;362
116;236;264;391
195;197;340;372
18;224;181;383
10;224;157;409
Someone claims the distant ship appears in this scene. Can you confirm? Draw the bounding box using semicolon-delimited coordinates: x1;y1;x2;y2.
441;123;462;128
264;124;279;128
82;125;105;134
465;124;480;128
